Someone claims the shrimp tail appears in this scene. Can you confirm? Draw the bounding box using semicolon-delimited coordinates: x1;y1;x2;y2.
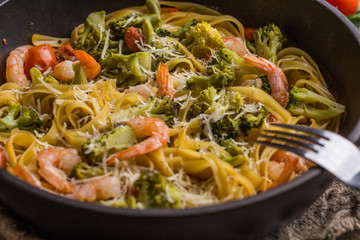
244;54;289;107
156;62;174;99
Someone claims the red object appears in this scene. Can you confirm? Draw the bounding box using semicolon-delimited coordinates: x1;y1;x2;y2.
326;0;358;15
244;27;256;41
125;27;144;52
24;44;58;79
161;7;180;12
0;148;6;169
57;41;76;61
327;0;341;7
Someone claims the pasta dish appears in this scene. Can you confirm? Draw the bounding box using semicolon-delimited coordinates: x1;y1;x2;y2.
0;0;345;209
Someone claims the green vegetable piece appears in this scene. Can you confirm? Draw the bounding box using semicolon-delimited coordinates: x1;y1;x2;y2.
30;67;60;84
70;162;104;180
43;75;59;84
220;140;249;166
77;11;105;49
0;104;42;132
109;0;161;39
101;52;152;87
134;170;181;209
30;67;43;85
81;125;138;164
250;23;286;63
73;62;88;84
142;18;156;45
186;48;261;90
286;86;345;121
260;75;271;94
109;96;176;127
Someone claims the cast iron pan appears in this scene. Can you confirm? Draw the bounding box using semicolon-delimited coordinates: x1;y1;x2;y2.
0;0;360;239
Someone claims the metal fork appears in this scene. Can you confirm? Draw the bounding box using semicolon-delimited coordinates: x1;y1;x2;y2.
255;123;360;190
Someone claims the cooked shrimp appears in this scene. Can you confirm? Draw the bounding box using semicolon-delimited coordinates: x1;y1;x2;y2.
124;83;154;98
267;150;315;189
107;117;170;164
156;62;174;99
244;54;289;107
0;147;6;169
223;36;247;58
53;60;75;83
13;164;42;188
68;176;121;202
37;147;82;193
5;45;33;87
73;50;101;79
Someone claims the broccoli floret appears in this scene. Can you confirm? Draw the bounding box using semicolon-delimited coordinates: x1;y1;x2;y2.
75;11;106;50
70;162;104;180
101;52;152;88
134;170;181;209
239;107;268;136
187;86;217;118
0;104;42;132
249;24;286;63
155;19;199;40
30;67;60;84
187;87;267;139
286;86;345;121
188;21;225;51
220;140;249;167
186;71;235;90
260;75;271;94
81;125;138;164
109;0;161;39
109;96;176;127
187;87;243;120
186;48;261;90
211;115;242;139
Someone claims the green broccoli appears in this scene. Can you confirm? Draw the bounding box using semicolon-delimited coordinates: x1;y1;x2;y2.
186;48;261;90
286;86;345;121
0;104;42;132
81;125;138;164
101;52;152;88
211;115;242;139
109;96;176;127
134;170;181;209
30;67;60;84
260;75;271;94
186;87;243;120
109;0;161;39
247;24;286;63
156;19;198;41
239;107;268;136
187;87;267;139
70;162;104;180
75;11;106;50
219;139;249;167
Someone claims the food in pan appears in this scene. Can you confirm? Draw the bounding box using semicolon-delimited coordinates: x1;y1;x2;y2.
0;0;345;209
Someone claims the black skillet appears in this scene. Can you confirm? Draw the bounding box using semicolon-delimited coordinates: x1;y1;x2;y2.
1;0;360;239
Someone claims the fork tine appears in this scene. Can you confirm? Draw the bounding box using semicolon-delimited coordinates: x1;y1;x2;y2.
258;134;320;152
263;129;324;145
254;140;309;159
270;123;330;139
